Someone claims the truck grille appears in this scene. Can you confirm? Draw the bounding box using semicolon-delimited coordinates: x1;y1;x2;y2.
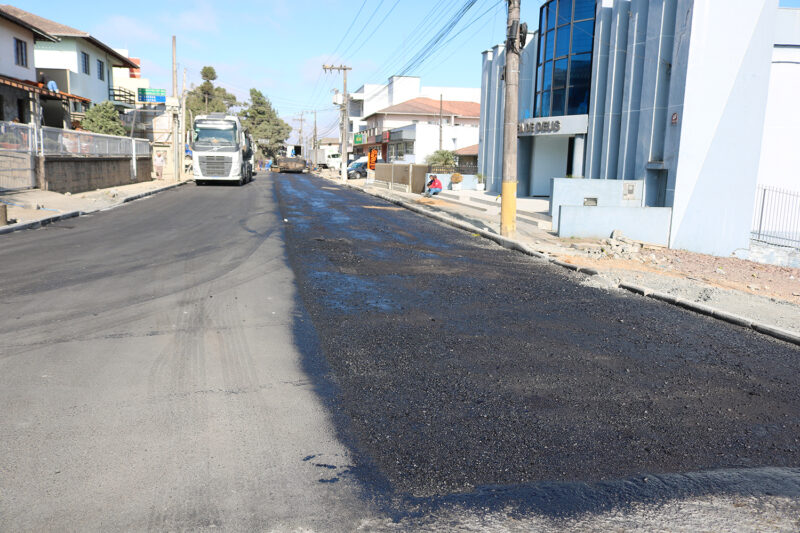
199;155;232;177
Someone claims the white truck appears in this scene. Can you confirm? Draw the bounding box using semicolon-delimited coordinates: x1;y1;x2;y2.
191;113;254;185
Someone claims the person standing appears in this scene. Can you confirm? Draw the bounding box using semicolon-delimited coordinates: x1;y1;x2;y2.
154;151;165;180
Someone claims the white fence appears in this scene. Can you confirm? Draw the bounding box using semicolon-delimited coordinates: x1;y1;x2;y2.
0;121;151;191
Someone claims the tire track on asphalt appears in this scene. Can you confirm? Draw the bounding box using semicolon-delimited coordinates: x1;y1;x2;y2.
145;281;221;530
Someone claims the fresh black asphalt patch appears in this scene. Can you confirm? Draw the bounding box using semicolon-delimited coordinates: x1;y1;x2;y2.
275;174;800;500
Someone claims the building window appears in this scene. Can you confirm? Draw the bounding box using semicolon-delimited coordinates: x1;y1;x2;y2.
534;0;596;118
14;38;28;67
81;52;90;75
97;60;105;80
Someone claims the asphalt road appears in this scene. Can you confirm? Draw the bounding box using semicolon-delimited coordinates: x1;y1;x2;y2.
0;177;375;531
2;173;800;531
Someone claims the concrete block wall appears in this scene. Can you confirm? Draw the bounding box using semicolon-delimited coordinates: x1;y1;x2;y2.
44;156;152;194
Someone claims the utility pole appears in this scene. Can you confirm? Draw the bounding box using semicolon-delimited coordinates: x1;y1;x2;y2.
171;35;179;182
501;0;521;237
297;110;304;157
313;109;318;167
439;94;443;151
180;68;186;180
323;64;351;181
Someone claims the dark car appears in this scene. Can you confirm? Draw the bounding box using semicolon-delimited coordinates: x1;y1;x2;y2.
347;161;368;179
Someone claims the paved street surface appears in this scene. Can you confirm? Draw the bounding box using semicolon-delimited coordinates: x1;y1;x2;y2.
0;178;375;531
2;172;800;531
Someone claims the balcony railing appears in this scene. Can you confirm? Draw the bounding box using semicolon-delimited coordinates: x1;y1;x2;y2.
109;87;136;105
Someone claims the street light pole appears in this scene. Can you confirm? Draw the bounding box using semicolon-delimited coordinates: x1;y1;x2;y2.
501;0;521;237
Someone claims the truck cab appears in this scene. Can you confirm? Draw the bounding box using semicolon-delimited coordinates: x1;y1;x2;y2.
191;113;253;185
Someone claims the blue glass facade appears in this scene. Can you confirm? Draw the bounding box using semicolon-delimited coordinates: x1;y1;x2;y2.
535;0;596;118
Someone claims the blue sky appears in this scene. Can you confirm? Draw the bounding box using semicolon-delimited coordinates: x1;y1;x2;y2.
25;0;800;140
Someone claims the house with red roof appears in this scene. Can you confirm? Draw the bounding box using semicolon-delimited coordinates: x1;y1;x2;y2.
354;96;480;165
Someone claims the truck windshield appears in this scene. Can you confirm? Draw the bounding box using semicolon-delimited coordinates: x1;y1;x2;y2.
194;121;237;147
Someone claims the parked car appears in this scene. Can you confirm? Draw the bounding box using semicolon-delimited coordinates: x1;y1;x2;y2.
347;161;368;179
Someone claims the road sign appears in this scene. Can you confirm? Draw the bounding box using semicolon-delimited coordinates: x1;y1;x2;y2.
138;88;166;103
257;138;270;144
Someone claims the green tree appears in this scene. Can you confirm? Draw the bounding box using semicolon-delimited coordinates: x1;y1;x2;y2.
239;88;291;159
80;101;126;136
425;149;456;166
185;65;239;121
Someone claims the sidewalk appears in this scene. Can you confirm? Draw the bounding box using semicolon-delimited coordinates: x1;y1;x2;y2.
0;179;186;235
318;170;800;341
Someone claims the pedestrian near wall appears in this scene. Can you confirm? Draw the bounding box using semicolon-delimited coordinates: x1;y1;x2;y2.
154;152;165;180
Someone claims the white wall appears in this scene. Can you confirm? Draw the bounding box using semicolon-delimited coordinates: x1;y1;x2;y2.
420;86;481;103
670;0;777;256
412;123;479;164
757;48;800;190
530;136;569;196
0;18;36;80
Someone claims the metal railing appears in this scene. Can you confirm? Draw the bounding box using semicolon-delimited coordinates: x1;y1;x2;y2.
109;87;136;105
42;126;150;157
428;163;479;175
752;185;800;249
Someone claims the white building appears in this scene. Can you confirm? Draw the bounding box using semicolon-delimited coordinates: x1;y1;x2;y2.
3;5;138;124
480;0;798;256
0;6;87;127
347;75;480;160
355;97;480;164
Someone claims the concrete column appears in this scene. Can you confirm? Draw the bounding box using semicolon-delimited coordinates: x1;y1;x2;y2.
573;134;586;177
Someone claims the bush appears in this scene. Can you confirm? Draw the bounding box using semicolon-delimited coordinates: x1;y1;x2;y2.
81;101;126;136
450;172;463;184
425;149;456;166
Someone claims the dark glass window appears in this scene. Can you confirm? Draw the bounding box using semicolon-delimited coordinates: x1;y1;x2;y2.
534;0;595;118
567;85;590;115
569;52;592;86
541;91;552;118
573;0;595;21
547;3;557;29
555;25;571;57
557;0;572;26
539;34;546;63
572;20;594;54
542;61;553;92
553;59;568;89
552;89;567;116
542;5;550;32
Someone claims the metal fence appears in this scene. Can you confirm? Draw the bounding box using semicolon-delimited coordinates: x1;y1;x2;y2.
428;163;479;175
751;185;800;249
0;120;152;191
42;127;151;157
0;122;36;190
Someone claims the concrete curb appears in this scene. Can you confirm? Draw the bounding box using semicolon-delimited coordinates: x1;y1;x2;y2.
122;180;187;204
0;210;82;235
0;181;187;237
616;283;800;347
317;174;800;349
